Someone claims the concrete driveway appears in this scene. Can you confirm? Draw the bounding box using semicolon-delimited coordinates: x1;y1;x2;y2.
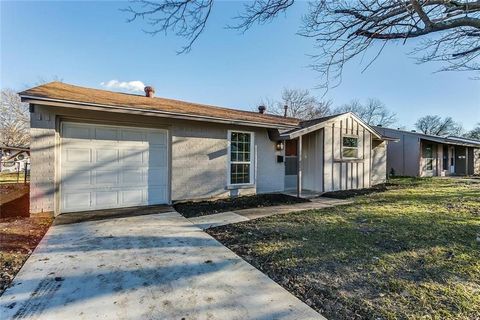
0;209;324;320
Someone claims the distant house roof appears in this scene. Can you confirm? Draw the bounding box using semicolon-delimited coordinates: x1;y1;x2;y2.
19;82;300;129
373;127;480;148
445;136;480;147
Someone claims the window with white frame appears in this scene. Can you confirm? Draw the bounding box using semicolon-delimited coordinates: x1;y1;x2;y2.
342;136;359;158
229;131;254;185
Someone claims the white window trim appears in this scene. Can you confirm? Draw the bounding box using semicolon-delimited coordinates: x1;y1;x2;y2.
227;130;255;187
342;134;360;159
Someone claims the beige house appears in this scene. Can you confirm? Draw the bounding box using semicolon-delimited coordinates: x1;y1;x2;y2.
374;127;480;177
21;82;391;216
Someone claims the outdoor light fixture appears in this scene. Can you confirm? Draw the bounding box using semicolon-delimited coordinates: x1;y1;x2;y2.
276;141;284;151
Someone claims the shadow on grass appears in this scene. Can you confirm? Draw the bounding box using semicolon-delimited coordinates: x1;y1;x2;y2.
207;178;480;319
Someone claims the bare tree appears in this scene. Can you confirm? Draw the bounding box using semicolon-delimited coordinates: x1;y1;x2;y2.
415;115;463;136
124;0;480;86
261;88;332;119
334;98;397;126
123;0;214;53
464;123;480;139
0;89;30;147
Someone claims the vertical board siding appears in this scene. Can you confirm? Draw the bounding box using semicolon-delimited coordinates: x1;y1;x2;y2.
323;115;374;192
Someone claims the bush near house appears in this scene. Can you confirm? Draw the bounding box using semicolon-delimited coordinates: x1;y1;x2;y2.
208;178;480;320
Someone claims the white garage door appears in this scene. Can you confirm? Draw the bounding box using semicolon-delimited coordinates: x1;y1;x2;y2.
60;122;168;213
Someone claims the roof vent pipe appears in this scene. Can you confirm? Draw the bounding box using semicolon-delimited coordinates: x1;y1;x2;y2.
258;105;266;114
144;86;155;98
284;105;288;117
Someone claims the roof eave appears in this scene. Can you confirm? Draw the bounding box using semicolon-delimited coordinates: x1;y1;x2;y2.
21;95;298;130
278;112;383;140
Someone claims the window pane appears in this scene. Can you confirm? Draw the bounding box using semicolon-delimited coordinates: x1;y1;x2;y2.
230;132;252;184
343;148;358;158
231;164;250;184
230;132;251;163
423;144;433;158
343;137;358;147
285;140;297;156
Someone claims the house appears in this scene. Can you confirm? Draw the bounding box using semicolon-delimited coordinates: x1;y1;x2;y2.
0;145;30;173
374;127;480;177
20;82;391;216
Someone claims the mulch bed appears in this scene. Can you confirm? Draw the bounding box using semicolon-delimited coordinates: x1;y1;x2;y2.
174;193;309;218
321;183;389;199
0;216;53;295
0;184;30;218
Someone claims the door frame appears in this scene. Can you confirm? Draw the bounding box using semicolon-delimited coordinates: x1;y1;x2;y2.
56;118;171;215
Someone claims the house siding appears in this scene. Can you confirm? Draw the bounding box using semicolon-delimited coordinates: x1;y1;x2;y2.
29;104;285;215
374;128;421;176
323;114;373;192
371;140;387;185
474;149;480;175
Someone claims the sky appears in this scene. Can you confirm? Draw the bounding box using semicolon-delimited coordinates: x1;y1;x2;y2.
1;1;479;131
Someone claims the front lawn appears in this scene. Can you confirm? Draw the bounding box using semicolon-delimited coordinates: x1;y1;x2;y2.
208;178;480;319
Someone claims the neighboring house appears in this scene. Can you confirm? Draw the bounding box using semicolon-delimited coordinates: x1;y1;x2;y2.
374;127;480;177
0;145;30;173
20;82;391;216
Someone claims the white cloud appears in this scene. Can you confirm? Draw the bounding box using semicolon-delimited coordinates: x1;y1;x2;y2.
100;80;145;93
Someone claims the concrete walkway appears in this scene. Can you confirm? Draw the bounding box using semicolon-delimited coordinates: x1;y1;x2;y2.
0;210;324;320
189;197;352;230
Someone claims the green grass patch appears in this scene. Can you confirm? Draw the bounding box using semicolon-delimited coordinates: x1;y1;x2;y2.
208;178;480;319
0;172;26;184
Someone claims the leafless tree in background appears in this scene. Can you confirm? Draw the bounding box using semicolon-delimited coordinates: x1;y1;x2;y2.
415;115;463;135
0;89;30;147
124;0;480;86
261;88;332;119
464;123;480;139
334;98;397;126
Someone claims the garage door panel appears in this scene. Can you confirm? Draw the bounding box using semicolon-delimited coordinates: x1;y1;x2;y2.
121;189;144;205
65;148;92;163
94;128;118;141
95;191;119;206
63;170;91;186
63;125;91;139
121;130;145;142
121;169;144;185
61;122;168;213
64;192;91;210
96;149;119;163
147;169;167;185
148;147;168;166
120;149;145;163
146;187;167;204
95;170;119;185
148;132;167;145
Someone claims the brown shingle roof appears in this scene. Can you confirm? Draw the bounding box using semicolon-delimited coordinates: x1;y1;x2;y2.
19;82;300;128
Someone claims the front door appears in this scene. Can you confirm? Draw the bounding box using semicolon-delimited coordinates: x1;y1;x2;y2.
284;139;298;190
449;146;455;174
455;146;467;175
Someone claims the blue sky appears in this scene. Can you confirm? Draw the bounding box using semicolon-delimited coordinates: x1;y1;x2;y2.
1;1;479;130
